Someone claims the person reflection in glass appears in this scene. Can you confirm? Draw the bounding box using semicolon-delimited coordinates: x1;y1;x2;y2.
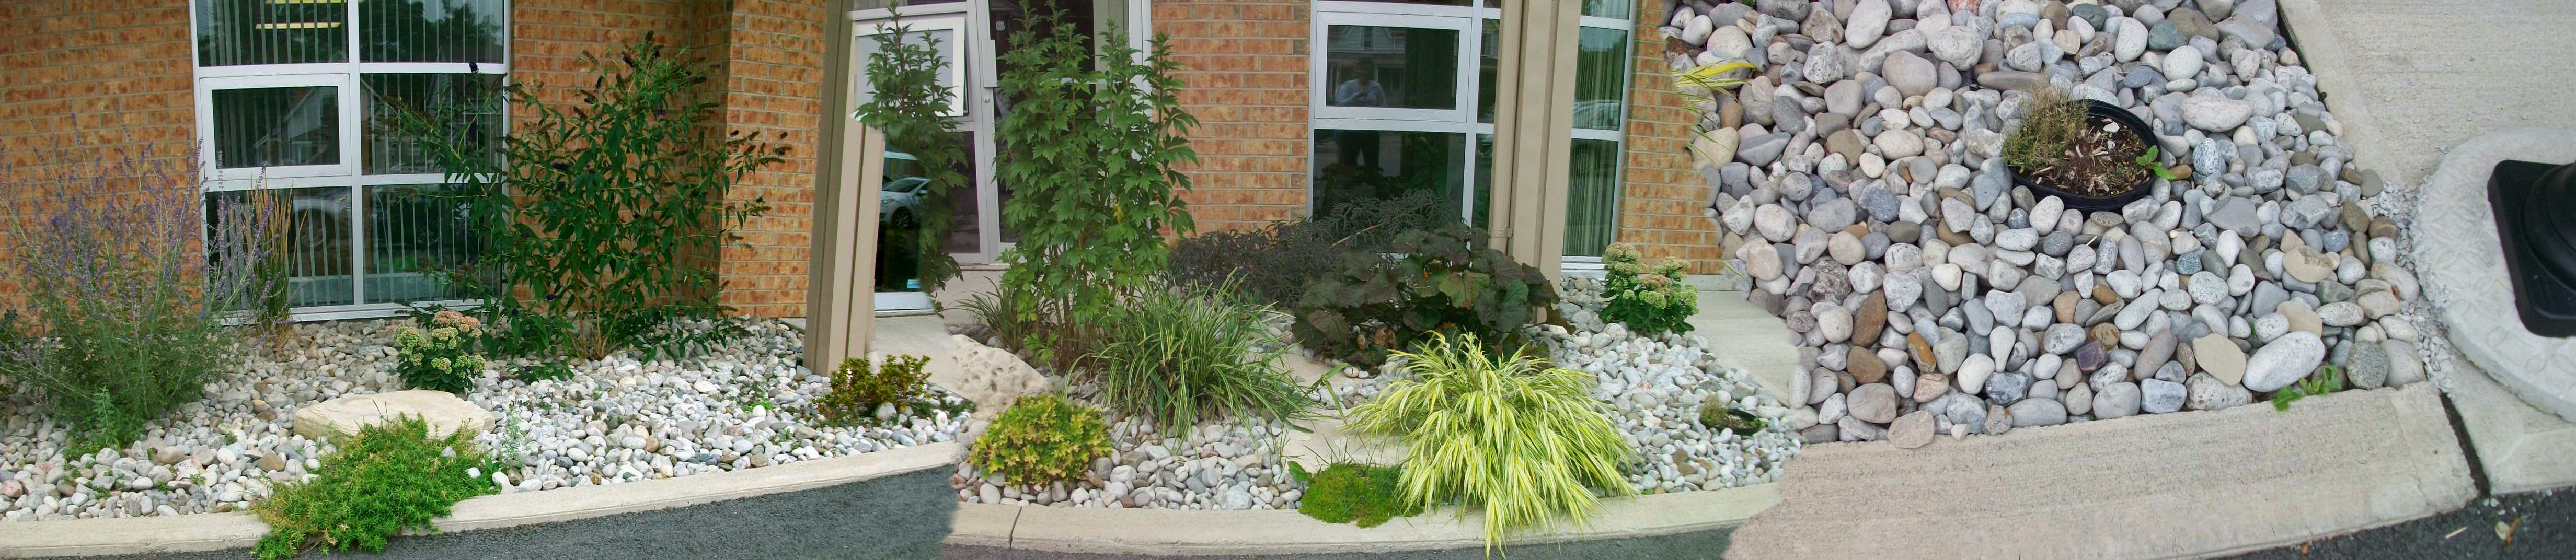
1333;58;1386;169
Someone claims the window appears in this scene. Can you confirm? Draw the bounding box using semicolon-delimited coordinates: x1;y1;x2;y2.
192;0;507;318
1310;1;1636;258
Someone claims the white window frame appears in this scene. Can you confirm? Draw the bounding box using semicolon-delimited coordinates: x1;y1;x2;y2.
1309;10;1479;123
189;0;510;321
855;16;972;119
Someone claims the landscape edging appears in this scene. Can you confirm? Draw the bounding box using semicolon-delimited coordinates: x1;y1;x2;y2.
0;442;961;558
946;482;1779;556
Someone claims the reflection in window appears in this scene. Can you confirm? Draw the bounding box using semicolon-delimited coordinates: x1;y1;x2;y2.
364;184;488;304
363;74;503;175
359;0;505;64
854;28;962;116
876;132;979;292
196;0;348;66
1313;130;1467;223
1478;19;1499;123
1581;0;1634;19
1563;139;1622;257
213;86;340;169
1324;26;1460;110
1573;27;1631;130
209;188;355;307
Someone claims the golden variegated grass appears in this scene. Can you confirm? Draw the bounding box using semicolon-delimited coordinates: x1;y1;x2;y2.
1346;332;1635;556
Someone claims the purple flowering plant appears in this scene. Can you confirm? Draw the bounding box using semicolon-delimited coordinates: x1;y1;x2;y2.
0;142;285;454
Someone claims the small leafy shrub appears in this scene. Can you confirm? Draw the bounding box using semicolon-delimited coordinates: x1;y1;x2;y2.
254;417;496;560
2271;365;2347;411
816;354;957;426
1291;224;1559;367
1085;284;1312;432
401;35;783;361
2002;86;2084;171
1170;190;1457;308
966;395;1114;485
393;310;488;394
1;146;284;453
1598;243;1698;337
993;8;1198;371
1296;462;1422;528
1347;333;1635;552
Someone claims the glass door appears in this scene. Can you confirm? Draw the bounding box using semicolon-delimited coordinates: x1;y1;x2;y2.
851;11;971;311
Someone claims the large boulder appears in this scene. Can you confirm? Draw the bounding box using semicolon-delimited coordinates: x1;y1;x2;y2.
293;390;493;441
950;334;1054;420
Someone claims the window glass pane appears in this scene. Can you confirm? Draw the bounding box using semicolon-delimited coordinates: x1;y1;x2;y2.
363;74;503;175
213;86;340;169
854;28;961;116
1313;130;1466;222
1478;19;1498;124
878;131;978;291
1324;26;1460;111
1581;0;1635;19
196;0;348;66
1357;0;1471;6
1563;139;1622;257
360;0;505;64
364;184;488;304
210;187;355;307
1573;27;1630;131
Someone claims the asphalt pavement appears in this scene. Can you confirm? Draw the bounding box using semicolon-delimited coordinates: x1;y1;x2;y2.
2221;488;2574;559
940;528;1734;560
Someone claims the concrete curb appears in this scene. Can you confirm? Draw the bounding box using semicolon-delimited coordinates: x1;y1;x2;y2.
0;442;961;558
945;483;1778;556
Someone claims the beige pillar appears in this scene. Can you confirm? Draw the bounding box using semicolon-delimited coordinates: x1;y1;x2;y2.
808;1;883;371
1487;0;1582;284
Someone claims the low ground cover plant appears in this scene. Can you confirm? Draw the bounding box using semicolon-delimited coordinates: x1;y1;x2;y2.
393;310;488;394
816;353;967;426
1597;243;1697;337
1291;224;1558;367
1347;333;1634;552
402;35;783;361
1085;283;1312;432
966;394;1113;485
0;147;284;453
254;417;497;560
1293;462;1422;528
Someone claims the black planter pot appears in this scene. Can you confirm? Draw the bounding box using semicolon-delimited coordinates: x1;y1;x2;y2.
2487;159;2576;337
2007;99;2159;212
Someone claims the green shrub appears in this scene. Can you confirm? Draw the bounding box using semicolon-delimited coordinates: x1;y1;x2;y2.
1347;332;1634;552
1;148;284;454
816;354;964;426
393;310;489;394
966;395;1114;485
1296;462;1423;528
1085;284;1313;433
993;8;1198;371
254;417;496;560
1291;224;1559;367
856;18;971;294
1169;190;1457;308
1598;243;1698;337
400;35;783;361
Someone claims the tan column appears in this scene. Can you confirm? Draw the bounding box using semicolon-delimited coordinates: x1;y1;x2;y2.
807;1;882;370
1487;0;1581;283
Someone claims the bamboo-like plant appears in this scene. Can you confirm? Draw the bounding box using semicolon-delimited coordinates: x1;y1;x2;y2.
1346;332;1635;554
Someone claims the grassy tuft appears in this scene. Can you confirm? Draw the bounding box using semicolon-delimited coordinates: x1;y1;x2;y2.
1347;332;1636;554
1085;283;1315;433
2002;86;2086;171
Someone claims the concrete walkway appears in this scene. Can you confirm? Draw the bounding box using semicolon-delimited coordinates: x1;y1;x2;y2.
1724;383;2475;560
2281;0;2576;494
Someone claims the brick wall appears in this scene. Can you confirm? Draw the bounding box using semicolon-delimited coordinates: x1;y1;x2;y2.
1155;0;1313;232
702;0;829;318
0;0;198;309
1612;0;1723;274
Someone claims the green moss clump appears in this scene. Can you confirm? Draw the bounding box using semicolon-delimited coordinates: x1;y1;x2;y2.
1297;462;1422;528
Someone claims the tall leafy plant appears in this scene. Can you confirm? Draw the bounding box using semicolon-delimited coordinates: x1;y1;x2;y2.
855;19;970;293
992;10;1199;370
404;36;784;360
0;145;285;453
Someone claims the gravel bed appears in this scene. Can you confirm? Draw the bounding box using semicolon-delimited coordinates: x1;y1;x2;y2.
1675;0;2429;444
1542;277;1802;493
0;319;965;521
